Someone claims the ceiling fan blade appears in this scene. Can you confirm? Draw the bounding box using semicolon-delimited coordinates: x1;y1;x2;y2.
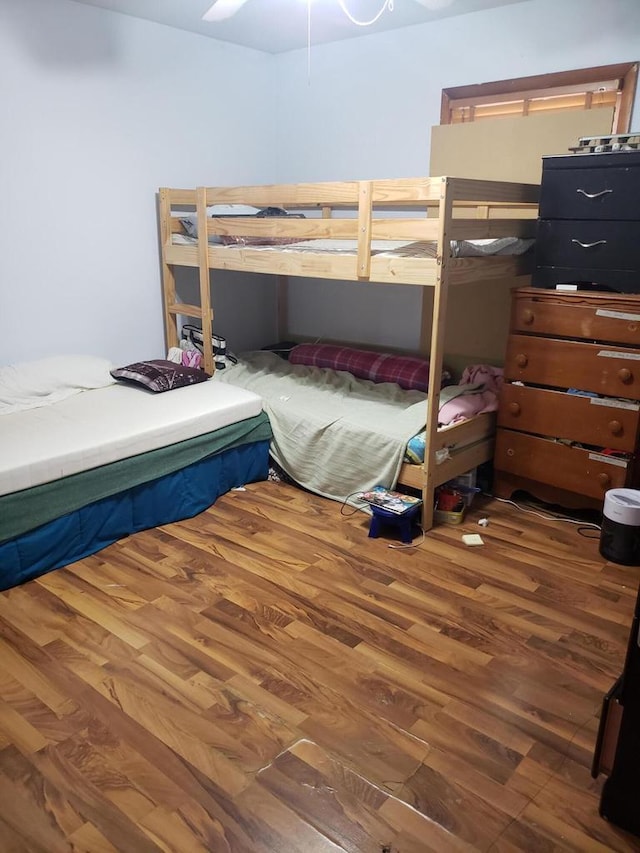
202;0;251;22
413;0;456;9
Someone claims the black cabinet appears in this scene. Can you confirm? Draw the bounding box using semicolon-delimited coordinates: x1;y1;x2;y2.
533;151;640;293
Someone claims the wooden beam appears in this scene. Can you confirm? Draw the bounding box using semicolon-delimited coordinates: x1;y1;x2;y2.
158;189;179;352
357;181;373;280
196;187;214;375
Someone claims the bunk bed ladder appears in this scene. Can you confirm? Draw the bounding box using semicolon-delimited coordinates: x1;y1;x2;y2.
159;187;215;374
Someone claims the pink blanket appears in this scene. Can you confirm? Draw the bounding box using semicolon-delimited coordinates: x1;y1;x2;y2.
439;365;504;426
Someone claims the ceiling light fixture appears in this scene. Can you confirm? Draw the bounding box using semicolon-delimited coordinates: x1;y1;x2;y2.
302;0;396;83
337;0;394;27
202;1;457;82
203;0;457;25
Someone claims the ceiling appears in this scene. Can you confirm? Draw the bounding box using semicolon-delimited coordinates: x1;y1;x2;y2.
70;0;532;54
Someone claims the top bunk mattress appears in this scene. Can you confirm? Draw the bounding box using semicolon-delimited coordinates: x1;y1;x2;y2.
0;379;263;497
171;234;534;258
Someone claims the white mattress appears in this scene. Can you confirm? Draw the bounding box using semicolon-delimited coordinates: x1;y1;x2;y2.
172;234;534;257
0;379;263;497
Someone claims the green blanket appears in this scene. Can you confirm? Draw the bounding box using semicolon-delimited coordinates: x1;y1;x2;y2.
215;352;477;503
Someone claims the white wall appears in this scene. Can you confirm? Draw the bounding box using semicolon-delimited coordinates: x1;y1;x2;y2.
0;0;278;365
274;0;640;354
2;0;638;366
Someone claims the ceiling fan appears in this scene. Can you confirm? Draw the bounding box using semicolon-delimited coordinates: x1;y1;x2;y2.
202;0;455;23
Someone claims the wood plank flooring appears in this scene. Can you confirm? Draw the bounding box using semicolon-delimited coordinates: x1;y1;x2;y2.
0;481;639;851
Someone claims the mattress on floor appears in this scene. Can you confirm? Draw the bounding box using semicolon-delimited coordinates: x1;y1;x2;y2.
0;437;271;590
0;379;263;497
0;412;272;544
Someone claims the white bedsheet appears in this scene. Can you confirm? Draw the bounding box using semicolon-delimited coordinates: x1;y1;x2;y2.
0;380;263;497
172;234;534;257
0;355;115;415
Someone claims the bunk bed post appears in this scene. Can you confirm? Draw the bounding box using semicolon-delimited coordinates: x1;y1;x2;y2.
159;188;179;353
196;187;215;375
277;275;289;341
357;181;373;279
422;177;454;531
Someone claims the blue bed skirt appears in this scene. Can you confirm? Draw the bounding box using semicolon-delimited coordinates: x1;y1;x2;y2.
0;439;269;591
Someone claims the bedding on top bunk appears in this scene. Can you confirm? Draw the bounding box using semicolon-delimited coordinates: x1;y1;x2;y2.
173;206;533;256
213;350;489;504
172;233;534;257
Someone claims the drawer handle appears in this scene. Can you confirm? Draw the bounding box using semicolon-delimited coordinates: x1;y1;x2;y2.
571;239;607;249
598;472;612;489
576;188;613;200
521;309;535;325
508;402;521;416
516;353;528;368
609;419;623;436
618;368;633;384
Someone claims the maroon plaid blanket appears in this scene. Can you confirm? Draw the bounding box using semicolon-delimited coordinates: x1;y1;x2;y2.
289;344;450;392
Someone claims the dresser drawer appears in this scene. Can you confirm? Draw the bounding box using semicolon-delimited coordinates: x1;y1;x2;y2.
504;334;640;397
539;165;640;221
494;429;629;500
536;220;640;273
498;385;640;452
532;266;640;295
511;292;640;344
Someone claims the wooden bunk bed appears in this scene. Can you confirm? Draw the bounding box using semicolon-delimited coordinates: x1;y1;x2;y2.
158;176;539;530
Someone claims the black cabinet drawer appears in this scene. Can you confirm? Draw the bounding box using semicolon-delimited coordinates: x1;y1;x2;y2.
533;265;640;293
539;166;640;220
536;220;640;272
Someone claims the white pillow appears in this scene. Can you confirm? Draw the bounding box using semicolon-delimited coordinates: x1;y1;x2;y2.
0;355;116;415
180;204;262;241
207;204;262;217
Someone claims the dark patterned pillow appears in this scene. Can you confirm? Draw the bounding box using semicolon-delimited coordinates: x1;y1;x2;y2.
110;360;210;392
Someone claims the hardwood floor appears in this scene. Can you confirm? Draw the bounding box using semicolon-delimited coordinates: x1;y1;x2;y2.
0;481;639;851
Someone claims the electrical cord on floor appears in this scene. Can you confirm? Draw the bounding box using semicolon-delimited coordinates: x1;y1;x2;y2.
340;492;371;517
576;527;602;539
483;492;602;537
387;528;426;550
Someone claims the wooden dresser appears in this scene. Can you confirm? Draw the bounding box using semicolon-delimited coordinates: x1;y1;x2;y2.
493;288;640;510
533;150;640;293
